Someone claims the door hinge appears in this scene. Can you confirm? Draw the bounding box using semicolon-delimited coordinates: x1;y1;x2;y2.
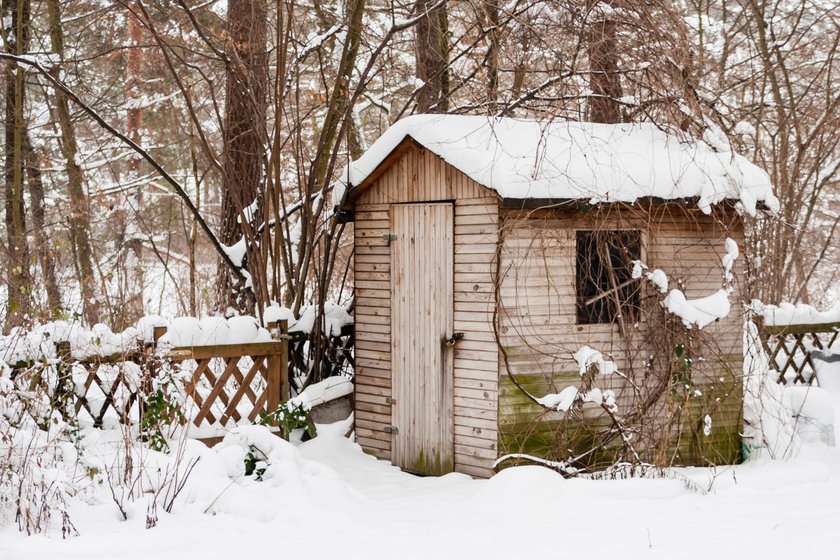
382;233;397;241
385;397;396;405
383;426;399;434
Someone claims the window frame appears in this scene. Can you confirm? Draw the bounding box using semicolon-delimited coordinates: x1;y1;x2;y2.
574;228;645;326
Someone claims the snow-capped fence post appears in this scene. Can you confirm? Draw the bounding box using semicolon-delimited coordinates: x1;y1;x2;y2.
153;326;168;344
52;340;74;419
266;320;290;412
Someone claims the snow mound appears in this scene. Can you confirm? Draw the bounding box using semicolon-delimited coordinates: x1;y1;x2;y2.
290;376;353;409
782;386;836;446
752;301;840;326
344;115;778;215
0;302;354;364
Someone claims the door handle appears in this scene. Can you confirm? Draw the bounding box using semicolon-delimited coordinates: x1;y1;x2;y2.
445;332;464;348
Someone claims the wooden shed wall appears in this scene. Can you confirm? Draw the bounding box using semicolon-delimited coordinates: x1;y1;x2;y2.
352;144;500;477
497;205;745;467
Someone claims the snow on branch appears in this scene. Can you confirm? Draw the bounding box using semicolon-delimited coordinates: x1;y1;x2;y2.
660;238;739;329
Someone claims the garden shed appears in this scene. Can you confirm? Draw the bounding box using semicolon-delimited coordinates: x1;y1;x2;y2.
341;115;778;478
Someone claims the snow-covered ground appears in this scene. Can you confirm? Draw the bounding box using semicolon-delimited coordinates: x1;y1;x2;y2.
2;416;839;560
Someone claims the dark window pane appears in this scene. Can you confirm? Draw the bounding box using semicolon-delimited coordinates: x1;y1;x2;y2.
576;230;641;324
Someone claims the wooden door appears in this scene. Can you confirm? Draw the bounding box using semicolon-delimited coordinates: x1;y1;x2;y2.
390;202;454;475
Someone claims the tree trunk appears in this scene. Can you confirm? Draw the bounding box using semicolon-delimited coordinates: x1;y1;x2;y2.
119;1;145;326
3;0;32;328
414;0;450;113
22;132;62;317
482;0;500;108
46;0;101;326
586;0;624;124
218;0;269;314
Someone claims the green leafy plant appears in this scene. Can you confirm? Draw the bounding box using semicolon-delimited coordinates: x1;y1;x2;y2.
671;342;696;402
259;400;315;439
140;379;185;452
243;445;268;480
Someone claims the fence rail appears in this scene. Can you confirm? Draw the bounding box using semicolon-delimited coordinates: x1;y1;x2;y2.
7;319;356;441
11;321;291;436
757;320;840;384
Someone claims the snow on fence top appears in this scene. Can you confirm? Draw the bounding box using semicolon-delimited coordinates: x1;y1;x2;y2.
752;301;840;327
0;303;353;365
340;115;778;215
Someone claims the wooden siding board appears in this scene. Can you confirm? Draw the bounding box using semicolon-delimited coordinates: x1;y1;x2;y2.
353;144;501;477
496;205;745;467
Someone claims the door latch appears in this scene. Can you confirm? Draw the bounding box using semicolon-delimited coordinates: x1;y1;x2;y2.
445;332;465;348
384;426;399;434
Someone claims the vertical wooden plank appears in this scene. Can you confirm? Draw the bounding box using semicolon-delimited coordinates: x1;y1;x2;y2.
442;202;455;466
266;321;281;413
391;204;402;463
280;319;289;404
390;202;454;475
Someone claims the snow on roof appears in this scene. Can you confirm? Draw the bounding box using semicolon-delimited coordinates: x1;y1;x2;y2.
345;115;778;215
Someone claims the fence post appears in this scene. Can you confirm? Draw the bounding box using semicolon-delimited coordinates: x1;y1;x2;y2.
153;325;168;346
280;319;289;403
267;320;289;414
53;340;73;416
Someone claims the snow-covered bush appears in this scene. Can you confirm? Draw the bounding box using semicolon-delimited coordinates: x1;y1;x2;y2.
0;364;82;536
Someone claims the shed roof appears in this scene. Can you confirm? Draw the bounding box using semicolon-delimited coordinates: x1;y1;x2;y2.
341;115;778;215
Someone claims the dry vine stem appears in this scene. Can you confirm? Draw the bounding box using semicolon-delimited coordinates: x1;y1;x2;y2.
492;201;745;474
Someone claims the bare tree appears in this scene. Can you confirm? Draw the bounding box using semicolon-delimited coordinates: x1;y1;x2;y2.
415;0;450;112
585;0;623;123
218;0;269;314
3;0;32;327
23;132;61;317
46;0;101;325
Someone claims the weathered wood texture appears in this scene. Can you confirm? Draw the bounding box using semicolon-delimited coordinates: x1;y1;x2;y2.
757;320;840;384
353;143;500;477
391;203;454;475
20;330;289;433
497;205;746;467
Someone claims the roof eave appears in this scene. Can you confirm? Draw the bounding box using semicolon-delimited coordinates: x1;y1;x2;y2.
343;135;423;207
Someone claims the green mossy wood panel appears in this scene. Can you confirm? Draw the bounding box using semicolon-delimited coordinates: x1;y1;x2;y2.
498;366;743;469
496;206;745;472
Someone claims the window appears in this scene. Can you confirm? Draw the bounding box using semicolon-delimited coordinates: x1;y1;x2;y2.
575;230;642;324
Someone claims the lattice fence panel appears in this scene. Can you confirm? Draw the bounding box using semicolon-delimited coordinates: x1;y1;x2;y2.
759;322;840;385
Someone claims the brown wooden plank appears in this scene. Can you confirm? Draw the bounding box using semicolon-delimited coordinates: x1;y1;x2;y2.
171;342;284;361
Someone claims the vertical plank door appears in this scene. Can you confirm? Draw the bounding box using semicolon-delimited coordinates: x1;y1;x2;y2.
390;202;454;475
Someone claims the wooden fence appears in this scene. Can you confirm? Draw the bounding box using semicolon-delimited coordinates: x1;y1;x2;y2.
14;321;291;435
757;320;840;384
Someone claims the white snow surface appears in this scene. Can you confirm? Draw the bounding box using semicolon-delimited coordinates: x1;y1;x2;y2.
662;289;731;329
3;418;840;560
280;301;354;337
221;236;247;268
646;269;669;293
753;300;840;326
0;303;353;364
573;345;617;375
722;237;739;283
631;260;668;293
537;386;617;413
344;115;779;215
290;376;354;409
